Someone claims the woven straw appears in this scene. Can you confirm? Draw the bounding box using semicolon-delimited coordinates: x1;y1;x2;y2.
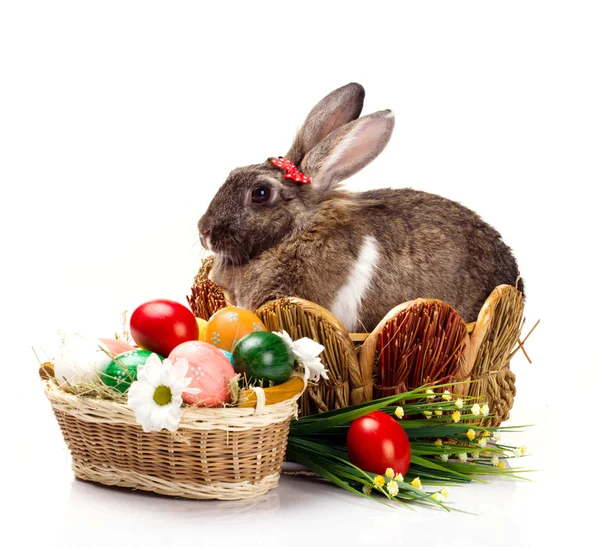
187;255;228;320
44;378;304;500
255;297;371;415
462;285;525;426
359;299;469;399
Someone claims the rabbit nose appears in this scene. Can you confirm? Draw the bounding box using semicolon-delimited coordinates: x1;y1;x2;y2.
199;228;212;250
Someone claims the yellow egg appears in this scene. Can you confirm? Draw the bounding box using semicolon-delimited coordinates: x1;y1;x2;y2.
196;317;208;341
205;306;266;352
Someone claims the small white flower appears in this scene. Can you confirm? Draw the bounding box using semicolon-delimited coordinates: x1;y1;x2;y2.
493;433;501;442
387;480;399;497
442;390;452;401
454;398;464;409
274;330;328;381
481;403;490;417
471;403;481;416
394;406;404;419
127;354;199;433
425;388;435;400
362;484;372;496
458;452;468;463
491;455;500;467
385;468;395;478
472;451;480;460
440;453;449;462
478;438;487;449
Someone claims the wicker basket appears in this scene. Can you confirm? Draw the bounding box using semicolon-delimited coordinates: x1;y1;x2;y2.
43;377;304;500
189;256;527;425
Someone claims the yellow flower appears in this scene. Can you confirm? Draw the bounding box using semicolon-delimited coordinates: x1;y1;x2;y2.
425;388;435;400
482;450;490;456
431;492;441;502
520;446;527;455
498;461;506;470
387;480;399;497
471;403;481;416
441;487;450;498
471;451;480;460
434;408;443;416
434;438;443;447
362;484;372;495
482;403;490;417
493;433;501;442
373;475;385;488
481;430;490;437
394;473;404;482
455;398;464;409
451;410;461;423
395;406;404;419
423;410;432;419
411;477;422;489
458;452;468;463
491;455;500;467
385;467;395;479
442;390;452;401
477;438;487;449
466;429;476;441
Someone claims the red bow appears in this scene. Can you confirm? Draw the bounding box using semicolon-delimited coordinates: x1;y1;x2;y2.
271;157;311;184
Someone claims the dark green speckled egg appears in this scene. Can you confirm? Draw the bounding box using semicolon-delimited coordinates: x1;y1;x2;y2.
100;349;162;393
232;331;294;385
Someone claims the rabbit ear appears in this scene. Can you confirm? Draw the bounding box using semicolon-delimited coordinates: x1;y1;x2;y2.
286;83;365;164
300;110;395;195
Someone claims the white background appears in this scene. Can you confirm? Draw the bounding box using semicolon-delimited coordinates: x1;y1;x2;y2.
1;1;598;546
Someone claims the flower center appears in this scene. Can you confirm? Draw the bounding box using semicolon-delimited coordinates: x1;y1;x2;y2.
153;385;172;406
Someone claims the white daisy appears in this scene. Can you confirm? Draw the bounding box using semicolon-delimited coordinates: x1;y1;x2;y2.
274;330;329;381
127;354;199;433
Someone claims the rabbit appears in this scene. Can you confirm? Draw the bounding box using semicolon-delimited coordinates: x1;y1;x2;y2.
197;82;523;332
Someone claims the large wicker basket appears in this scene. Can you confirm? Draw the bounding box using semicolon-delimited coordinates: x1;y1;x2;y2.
43;377;304;500
189;256;529;426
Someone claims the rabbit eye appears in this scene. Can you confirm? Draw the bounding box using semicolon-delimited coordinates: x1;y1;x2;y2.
251;184;272;204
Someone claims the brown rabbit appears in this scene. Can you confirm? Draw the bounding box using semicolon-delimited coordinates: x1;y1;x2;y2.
197;83;523;332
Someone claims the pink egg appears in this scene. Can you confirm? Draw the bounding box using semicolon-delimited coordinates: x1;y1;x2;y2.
99;338;136;356
168;341;236;406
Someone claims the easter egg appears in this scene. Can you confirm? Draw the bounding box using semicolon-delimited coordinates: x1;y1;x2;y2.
99;338;135;356
232;331;295;385
100;349;159;393
130;299;199;356
205;306;266;352
168;341;236;406
346;411;411;476
196;318;208;341
52;333;112;383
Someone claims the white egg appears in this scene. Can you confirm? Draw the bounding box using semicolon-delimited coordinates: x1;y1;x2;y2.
50;332;112;383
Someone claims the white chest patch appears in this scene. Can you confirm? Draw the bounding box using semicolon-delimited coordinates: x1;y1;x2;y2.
330;235;379;332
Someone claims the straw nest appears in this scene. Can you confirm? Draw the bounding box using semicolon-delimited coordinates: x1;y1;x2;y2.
190;257;528;425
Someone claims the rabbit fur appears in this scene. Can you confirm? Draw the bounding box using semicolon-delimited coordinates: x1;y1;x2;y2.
198;83;523;332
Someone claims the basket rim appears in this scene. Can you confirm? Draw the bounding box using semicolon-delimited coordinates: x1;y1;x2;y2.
43;376;305;431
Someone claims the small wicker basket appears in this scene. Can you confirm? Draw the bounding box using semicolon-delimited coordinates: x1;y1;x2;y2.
43;377;304;500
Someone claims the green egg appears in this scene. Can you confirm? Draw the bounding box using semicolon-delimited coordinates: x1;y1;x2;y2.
232;331;295;386
100;349;161;393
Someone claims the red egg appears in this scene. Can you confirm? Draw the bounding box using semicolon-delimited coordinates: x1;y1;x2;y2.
130;299;199;357
169;341;235;406
346;411;411;476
